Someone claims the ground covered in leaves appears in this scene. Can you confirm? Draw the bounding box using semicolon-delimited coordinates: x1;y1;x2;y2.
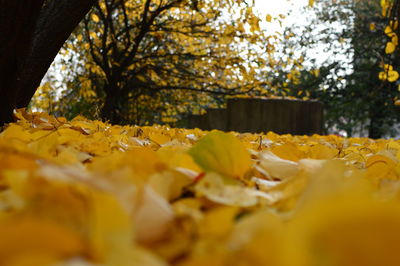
1;110;400;266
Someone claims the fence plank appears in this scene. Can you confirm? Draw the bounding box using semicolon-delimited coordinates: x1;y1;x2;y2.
184;98;323;135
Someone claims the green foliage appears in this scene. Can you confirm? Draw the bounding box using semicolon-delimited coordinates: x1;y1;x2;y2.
273;0;400;138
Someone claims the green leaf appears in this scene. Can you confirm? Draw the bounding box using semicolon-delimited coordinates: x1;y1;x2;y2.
188;131;251;178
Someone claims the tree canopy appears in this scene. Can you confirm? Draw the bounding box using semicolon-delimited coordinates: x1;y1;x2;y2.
45;0;279;125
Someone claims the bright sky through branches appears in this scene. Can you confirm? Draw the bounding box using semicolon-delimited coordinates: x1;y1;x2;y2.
255;0;308;34
255;0;306;16
255;0;348;67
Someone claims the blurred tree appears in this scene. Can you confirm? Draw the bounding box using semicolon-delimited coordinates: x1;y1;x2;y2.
273;0;400;138
349;0;399;138
51;0;274;125
0;0;95;126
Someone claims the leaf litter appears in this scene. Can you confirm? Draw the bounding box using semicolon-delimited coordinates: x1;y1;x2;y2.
1;109;400;265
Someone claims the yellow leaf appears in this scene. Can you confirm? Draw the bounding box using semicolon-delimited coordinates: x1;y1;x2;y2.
369;22;376;31
149;170;192;201
384;64;394;71
258;151;299;180
148;131;170;145
199;206;239;238
91;13;100;23
270;143;305;162
89;31;97;39
0;124;31;143
266;14;272;22
283;190;400;266
308;144;338;160
309;0;315;7
392;34;399;45
188;131;252;178
133;186;174;244
0;216;84;263
157;145;201;173
88;190;137;264
388;70;400;82
90;147;167;181
227;210;283;266
366;154;398;183
390;20;399;30
380;64;399;82
379;71;388;80
385;26;395;37
386;42;396;54
194;172;268;207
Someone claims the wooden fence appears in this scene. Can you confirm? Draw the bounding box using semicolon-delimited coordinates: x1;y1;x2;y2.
184;98;324;135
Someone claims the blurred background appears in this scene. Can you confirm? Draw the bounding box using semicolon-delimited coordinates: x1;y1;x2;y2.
30;0;400;138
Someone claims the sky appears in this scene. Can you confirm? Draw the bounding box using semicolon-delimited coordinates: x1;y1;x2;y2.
255;0;350;67
254;0;323;64
255;0;308;34
255;0;307;16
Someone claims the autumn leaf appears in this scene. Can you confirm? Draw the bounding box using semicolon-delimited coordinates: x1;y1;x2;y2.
388;69;400;82
258;151;299;180
157;145;201;173
194;172;271;207
366;154;398;183
0;216;84;264
91;13;100;23
270;143;305;162
283;192;400;266
188;131;252;178
386;41;396;54
4;111;400;265
198;206;239;238
227;210;283;266
369;22;376;31
308;144;338;159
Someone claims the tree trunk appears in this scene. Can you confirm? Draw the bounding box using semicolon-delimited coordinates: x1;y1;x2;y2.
368;103;385;139
0;0;96;126
0;0;45;124
101;90;120;124
15;0;97;109
368;117;384;139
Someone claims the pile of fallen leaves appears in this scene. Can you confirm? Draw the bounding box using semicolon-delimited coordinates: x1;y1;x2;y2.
1;109;400;266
